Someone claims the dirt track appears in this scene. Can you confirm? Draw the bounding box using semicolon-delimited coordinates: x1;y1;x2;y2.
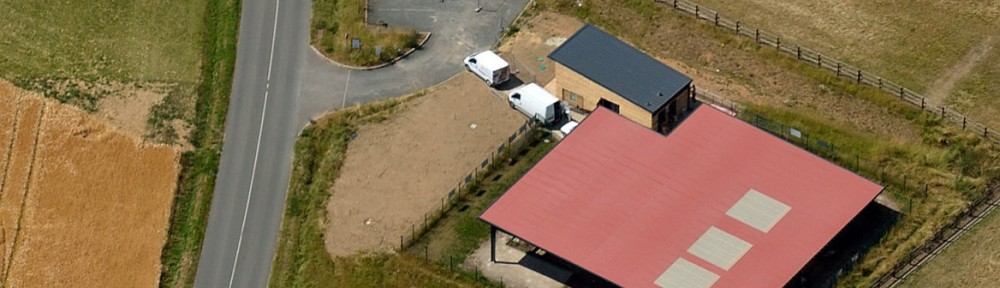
0;81;178;287
324;72;525;257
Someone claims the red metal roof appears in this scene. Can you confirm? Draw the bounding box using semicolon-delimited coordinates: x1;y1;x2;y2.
480;107;884;288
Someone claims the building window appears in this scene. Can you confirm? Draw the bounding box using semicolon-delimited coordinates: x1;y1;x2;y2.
563;89;580;101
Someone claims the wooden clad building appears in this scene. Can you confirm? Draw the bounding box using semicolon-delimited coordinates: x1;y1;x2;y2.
548;24;693;133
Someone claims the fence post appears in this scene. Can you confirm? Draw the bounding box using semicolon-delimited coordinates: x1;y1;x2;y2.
775;37;780;50
878;78;883;89
921;98;925;110
963;117;967;130
755;29;759;43
796;46;800;59
695;5;699;18
857;70;862;83
736;21;740;34
899;87;904;99
836;63;841;76
817;54;822;67
673;0;677;9
715;12;719;26
941;106;945;118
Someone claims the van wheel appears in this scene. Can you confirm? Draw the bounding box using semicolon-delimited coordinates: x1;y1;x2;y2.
508;101;514;108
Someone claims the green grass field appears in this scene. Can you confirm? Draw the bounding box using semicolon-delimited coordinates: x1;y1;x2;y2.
0;1;203;82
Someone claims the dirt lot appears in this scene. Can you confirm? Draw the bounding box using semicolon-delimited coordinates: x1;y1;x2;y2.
324;72;526;257
0;81;178;287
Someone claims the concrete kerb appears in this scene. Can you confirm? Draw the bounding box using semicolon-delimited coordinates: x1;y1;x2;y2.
303;71;464;128
308;32;433;71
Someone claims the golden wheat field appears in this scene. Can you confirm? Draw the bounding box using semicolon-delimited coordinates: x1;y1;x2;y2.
0;81;178;287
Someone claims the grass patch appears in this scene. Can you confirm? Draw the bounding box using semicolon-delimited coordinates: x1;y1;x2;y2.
270;95;500;288
311;0;421;66
157;0;241;287
0;1;205;110
406;131;555;265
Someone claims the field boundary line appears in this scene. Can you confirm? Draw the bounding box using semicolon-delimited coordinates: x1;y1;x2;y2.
652;0;1000;145
0;110;21;200
1;101;45;288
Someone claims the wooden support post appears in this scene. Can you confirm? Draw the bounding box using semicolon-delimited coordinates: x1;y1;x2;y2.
963;117;967;130
817;54;822;67
736;21;740;34
673;0;678;9
490;226;497;263
776;37;781;50
857;71;863;83
899;87;904;99
715;12;719;26
836;63;841;76
796;46;801;59
878;78;883;89
755;29;759;43
921;98;925;110
695;5;699;17
941;106;945;118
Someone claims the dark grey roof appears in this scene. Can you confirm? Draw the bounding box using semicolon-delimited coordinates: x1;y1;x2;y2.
549;24;692;113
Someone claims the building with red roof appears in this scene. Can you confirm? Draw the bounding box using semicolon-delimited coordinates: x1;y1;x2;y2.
480;107;885;287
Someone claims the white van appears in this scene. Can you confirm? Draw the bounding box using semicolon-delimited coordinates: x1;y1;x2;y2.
464;51;510;86
508;83;565;125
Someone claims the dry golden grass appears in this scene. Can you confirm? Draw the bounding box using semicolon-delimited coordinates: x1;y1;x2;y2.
0;81;178;287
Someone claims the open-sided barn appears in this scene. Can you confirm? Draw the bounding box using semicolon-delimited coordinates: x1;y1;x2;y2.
480;107;884;287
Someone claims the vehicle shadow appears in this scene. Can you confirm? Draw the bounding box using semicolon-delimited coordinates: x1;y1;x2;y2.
494;74;526;92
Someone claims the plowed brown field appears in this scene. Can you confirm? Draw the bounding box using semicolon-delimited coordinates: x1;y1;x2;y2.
0;81;178;287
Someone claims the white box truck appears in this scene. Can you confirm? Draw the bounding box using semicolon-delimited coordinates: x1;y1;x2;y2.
464;51;510;86
508;83;565;125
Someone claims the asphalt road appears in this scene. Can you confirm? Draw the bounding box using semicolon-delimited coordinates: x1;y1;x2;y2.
195;0;527;287
194;0;307;287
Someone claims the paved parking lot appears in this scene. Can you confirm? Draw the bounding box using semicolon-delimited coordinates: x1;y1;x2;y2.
297;0;529;126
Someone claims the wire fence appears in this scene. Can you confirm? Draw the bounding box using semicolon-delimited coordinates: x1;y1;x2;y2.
652;0;1000;145
695;87;1000;288
871;187;1000;288
393;119;534;268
